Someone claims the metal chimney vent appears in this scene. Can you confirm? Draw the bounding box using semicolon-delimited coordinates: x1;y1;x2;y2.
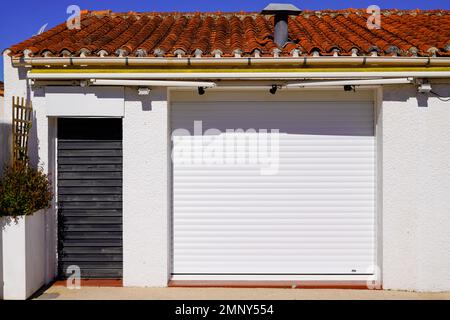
261;3;302;48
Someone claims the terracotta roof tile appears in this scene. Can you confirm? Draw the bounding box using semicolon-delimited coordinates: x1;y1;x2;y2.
137;15;175;55
7;9;450;58
156;16;188;55
122;16;162;55
212;16;230;54
191;15;215;55
172;14;202;54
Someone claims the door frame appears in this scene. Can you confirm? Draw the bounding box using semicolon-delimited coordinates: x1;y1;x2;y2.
55;117;124;280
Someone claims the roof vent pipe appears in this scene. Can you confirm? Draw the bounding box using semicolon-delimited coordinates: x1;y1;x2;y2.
261;3;302;48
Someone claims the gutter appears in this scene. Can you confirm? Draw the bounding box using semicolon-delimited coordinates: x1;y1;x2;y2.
13;56;450;68
28;71;450;80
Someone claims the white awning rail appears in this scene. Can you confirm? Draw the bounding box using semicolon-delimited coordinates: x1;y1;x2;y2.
89;79;217;87
286;78;414;88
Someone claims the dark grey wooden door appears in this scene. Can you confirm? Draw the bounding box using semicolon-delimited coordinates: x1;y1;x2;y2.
57;118;123;279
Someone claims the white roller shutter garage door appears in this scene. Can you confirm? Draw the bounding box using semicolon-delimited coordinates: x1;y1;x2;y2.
171;100;375;278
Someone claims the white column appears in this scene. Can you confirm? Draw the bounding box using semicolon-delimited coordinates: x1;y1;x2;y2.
382;84;450;292
1;51;28;168
32;87;58;284
122;87;170;287
1;53;57;299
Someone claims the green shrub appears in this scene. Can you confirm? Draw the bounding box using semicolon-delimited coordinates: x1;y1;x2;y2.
0;163;53;218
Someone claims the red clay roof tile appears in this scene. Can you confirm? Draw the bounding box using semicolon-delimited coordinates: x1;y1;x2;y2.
7;9;450;58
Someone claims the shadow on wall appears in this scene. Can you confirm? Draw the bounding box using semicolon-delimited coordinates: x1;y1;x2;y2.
128;94;153;111
416;94;429;108
28;110;39;169
0;123;12;173
382;83;450;108
0;121;11;299
172;101;375;137
126;87;169;111
0;92;9;298
383;84;423;103
127;92;154;111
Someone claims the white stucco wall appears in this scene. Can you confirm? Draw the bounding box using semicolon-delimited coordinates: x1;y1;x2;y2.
382;83;450;292
1;55;58;299
45;86;124;117
122;87;170;287
1;52;29;299
2;51;28;168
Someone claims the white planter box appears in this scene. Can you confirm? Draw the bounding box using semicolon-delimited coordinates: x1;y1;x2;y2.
1;210;47;299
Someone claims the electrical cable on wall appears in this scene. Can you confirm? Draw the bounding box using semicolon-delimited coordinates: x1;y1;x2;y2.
430;91;450;102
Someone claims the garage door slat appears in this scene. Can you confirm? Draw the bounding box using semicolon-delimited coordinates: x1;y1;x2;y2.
63;232;122;240
59;187;122;195
58;171;122;180
61;247;123;254
62;216;123;224
58;164;123;172
62;239;122;247
59;255;123;262
59;194;122;202
58;149;122;157
60;225;123;232
58;178;122;186
60;209;122;216
58;157;122;165
58;202;122;209
58;141;122;149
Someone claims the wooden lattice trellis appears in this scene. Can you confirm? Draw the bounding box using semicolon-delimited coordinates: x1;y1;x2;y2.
12;96;33;166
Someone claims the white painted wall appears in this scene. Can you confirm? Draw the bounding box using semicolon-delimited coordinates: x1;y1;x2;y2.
382;83;450;292
45;86;124;117
2;51;28;169
1;54;58;299
1;52;29;299
122;87;170;287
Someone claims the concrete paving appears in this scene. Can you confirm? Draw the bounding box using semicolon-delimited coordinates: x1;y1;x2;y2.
34;286;450;300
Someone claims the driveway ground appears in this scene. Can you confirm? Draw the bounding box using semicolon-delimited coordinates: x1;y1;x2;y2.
34;285;450;300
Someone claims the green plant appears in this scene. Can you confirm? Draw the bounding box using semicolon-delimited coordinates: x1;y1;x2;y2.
0;163;53;218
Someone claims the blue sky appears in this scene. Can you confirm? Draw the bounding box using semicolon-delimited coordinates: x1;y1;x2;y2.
1;0;449;81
